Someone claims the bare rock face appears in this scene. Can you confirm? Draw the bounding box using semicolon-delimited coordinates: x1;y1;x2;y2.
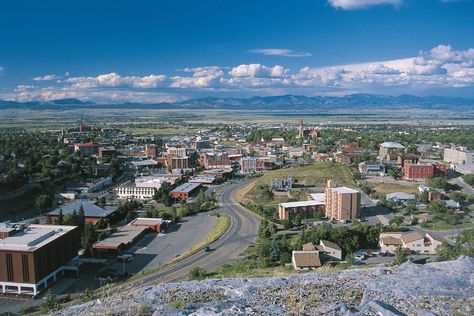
57;256;474;316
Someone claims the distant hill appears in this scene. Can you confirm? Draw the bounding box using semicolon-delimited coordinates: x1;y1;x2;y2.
1;94;473;111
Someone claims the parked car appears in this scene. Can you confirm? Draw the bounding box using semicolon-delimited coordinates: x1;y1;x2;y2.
355;253;367;260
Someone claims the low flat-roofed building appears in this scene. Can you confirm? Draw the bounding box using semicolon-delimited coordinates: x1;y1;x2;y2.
170;182;202;201
93;226;149;257
0;223;78;296
189;175;217;184
386;192;416;202
48;200;117;225
278;200;325;220
358;161;385;175
129;218;169;233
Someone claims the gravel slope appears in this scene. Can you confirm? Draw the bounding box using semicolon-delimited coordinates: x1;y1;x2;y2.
57;256;474;316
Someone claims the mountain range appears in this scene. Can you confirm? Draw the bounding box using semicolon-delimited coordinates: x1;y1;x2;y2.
1;94;473;111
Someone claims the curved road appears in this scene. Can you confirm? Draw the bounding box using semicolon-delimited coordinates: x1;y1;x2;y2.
138;179;261;284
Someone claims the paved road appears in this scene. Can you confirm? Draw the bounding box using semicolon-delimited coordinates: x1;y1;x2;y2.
450;177;474;196
139;179;261;284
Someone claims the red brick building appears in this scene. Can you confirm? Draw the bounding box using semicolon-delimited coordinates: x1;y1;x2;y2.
404;163;435;180
170;182;202;200
0;224;78;296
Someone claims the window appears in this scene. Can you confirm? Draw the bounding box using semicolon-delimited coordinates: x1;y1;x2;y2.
6;253;14;282
22;254;30;283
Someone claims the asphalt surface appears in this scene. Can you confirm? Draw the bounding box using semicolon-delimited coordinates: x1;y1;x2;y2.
138;179;261;284
450;176;474;196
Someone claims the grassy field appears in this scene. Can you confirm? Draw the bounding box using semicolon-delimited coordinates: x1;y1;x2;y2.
372;183;420;194
242;162;356;205
419;217;474;231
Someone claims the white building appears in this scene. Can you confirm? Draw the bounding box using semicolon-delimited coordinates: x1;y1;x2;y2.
444;146;474;165
116;176;170;200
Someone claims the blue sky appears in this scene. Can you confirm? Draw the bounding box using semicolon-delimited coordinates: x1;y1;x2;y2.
1;0;473;103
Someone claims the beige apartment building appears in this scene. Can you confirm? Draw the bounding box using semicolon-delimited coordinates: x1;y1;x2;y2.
325;180;360;221
444;146;474;165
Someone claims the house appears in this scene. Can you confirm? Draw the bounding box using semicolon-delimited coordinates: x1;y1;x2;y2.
302;242;316;251
379;231;444;254
48;200;117;225
291;251;321;270
0;223;79;296
317;240;342;261
358;161;385;175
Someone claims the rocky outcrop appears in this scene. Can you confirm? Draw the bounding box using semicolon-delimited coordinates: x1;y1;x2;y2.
57;256;474;315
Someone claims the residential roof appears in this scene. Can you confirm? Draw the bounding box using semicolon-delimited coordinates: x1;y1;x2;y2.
292;251;321;268
0;224;76;252
401;232;424;244
170;182;201;193
49;200;117;218
93;226;148;249
381;236;403;246
359;161;383;166
302;242;316;251
280;200;325;208
320;239;342;251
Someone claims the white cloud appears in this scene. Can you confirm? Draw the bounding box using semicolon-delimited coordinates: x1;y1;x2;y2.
4;44;474;102
249;48;311;57
0;66;4;76
67;72;168;89
229;64;289;78
328;0;402;10
33;74;60;81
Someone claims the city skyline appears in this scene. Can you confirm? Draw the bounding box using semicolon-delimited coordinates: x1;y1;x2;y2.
1;0;473;103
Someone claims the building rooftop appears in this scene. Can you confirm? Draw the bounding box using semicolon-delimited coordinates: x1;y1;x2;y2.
280;200;325;208
171;182;202;193
93;226;148;249
331;187;359;194
49;200;117;218
129;218;165;226
320;239;342;251
292;251;321;268
380;142;405;149
0;224;76;252
308;193;326;204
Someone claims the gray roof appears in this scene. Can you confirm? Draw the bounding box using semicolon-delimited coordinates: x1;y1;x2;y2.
320;239;342;251
386;192;416;201
49;200;117;218
170;182;201;193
